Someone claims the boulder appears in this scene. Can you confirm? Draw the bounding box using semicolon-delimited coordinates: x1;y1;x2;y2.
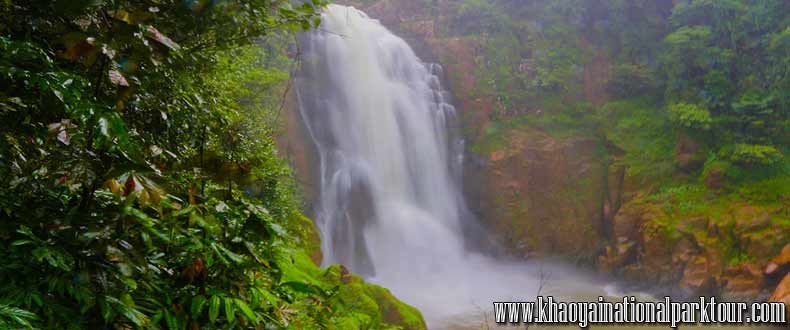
611;201;645;243
765;244;790;285
766;244;790;272
704;166;725;189
733;205;772;234
641;228;679;283
769;274;790;305
722;263;764;300
598;239;637;274
680;255;719;296
675;133;705;172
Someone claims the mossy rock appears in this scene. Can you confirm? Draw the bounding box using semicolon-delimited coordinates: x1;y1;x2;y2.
289;212;323;264
282;223;426;330
324;265;427;330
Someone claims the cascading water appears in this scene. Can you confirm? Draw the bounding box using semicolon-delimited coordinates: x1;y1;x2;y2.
292;6;780;330
295;4;605;328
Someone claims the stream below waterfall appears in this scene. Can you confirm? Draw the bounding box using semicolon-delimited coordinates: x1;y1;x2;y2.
294;5;779;330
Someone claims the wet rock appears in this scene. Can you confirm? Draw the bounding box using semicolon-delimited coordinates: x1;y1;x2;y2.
670;237;698;267
339;264;355;284
463;129;606;260
765;244;790;286
611;201;645;243
769;274;790;306
767;244;790;272
327;265;427;330
598;238;637;274
722;263;764;300
733;205;772;234
641;226;679;283
680;255;719;296
620;264;645;283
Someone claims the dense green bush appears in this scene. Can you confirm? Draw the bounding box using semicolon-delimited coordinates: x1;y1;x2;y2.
727;144;783;166
0;1;425;329
668;102;712;130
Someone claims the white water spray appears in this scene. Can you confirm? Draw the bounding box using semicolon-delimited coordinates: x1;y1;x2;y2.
295;5;604;328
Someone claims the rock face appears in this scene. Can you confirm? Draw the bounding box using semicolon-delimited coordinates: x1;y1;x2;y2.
769;274;790;305
464;128;608;258
765;244;790;287
598;197;789;299
675;132;706;172
278;91;319;208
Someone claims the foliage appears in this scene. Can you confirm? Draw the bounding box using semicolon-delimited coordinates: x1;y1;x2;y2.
726;144;783;166
447;0;788;188
0;0;426;329
607;63;659;98
668;102;712;130
0;304;39;329
661;0;789;162
598;98;676;181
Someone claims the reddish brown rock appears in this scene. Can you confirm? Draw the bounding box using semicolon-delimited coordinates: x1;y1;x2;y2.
768;274;790;317
765;244;790;288
680;255;719;296
641;226;680;283
704;166;724;189
598;239;637;274
769;274;790;305
722;263;764;299
766;244;790;273
464;129;606;259
733;205;772;234
611;201;645;243
675;133;705;172
670;237;698;267
490;150;505;162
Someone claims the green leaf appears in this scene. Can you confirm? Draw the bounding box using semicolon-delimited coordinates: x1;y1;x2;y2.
105;295;148;326
208;296;220;323
223;297;235;323
256;288;278;306
0;304;39;328
219;245;244;264
11;239;34;246
234;299;257;323
164;308;177;330
190;295;206;319
281;281;322;296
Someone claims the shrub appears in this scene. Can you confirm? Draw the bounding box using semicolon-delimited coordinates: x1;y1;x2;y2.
669;102;712;130
726;144;783;166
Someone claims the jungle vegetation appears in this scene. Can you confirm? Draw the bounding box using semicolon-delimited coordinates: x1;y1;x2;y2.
0;1;424;329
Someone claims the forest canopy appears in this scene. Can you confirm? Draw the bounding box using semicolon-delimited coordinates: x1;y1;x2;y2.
455;0;788;180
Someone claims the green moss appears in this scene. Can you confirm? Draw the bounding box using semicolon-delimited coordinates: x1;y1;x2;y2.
282;229;427;330
319;265;426;330
289;212;323;264
365;285;425;329
598;98;676;181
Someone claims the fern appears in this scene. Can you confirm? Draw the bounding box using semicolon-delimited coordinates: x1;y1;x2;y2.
0;304;38;329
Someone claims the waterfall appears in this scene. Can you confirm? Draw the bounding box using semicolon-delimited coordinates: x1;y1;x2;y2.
294;4;580;327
